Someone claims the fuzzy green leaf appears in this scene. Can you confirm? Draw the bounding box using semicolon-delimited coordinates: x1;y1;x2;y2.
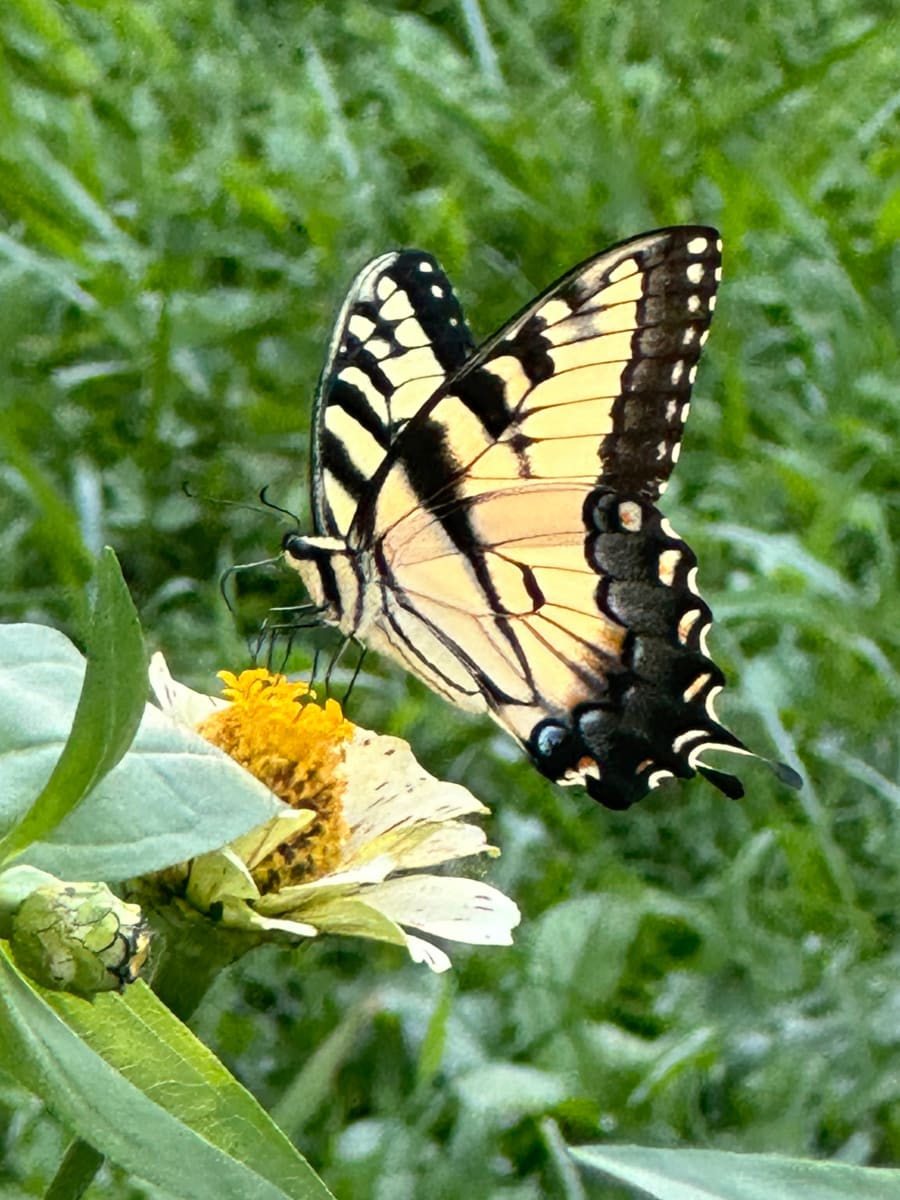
0;623;284;880
572;1145;900;1200
0;945;335;1199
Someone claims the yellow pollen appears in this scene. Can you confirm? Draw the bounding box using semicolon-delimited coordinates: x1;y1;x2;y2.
196;670;354;889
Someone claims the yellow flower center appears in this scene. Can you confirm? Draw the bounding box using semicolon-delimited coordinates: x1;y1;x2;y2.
196;670;354;889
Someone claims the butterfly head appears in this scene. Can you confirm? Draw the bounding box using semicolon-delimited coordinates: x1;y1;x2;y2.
282;532;361;633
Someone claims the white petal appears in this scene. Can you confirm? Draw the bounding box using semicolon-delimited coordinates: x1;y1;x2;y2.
403;934;452;973
341;729;488;858
360;876;521;946
148;651;227;727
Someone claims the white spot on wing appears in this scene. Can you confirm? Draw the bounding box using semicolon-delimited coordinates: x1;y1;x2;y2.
688;365;698;383
430;284;444;298
671;361;684;385
660;518;679;539
688;294;701;313
687;237;709;255
657;548;681;585
683;328;697;346
686;566;700;595
686;263;705;284
648;768;674;789
577;758;602;781
418;261;434;273
671;443;682;464
618;501;642;531
666;399;678;421
708;294;718;310
681;402;691;422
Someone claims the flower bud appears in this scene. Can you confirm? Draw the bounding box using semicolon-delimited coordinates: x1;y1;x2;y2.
10;879;152;996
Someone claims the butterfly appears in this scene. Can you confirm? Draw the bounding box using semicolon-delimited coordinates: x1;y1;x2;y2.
282;227;801;810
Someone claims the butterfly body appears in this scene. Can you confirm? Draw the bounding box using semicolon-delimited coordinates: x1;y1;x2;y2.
284;228;800;810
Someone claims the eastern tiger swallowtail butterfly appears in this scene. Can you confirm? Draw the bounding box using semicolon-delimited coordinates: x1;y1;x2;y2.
283;227;801;810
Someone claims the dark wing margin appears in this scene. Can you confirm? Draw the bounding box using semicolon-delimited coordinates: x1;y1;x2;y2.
311;250;476;537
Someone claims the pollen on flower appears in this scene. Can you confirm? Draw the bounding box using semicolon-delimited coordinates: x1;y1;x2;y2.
196;669;354;890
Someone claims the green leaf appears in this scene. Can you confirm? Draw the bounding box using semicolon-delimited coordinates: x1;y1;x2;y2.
0;944;335;1199
0;623;284;880
0;550;146;865
572;1145;900;1199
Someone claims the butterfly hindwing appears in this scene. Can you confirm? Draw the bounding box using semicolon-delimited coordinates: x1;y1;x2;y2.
312;251;475;537
285;228;801;809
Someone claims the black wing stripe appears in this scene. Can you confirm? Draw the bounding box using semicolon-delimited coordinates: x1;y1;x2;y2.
312;250;477;536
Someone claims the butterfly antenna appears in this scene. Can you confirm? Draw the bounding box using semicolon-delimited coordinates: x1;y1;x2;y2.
258;485;302;525
183;480;289;520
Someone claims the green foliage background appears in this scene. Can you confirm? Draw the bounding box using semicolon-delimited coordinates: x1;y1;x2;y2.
1;0;898;1195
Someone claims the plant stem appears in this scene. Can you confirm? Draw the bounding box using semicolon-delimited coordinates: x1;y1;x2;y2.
44;1138;104;1200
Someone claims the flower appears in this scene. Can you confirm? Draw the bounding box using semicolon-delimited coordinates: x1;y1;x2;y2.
148;654;520;972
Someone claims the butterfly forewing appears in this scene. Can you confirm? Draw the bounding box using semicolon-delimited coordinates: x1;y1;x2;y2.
362;227;721;538
312;251;475;537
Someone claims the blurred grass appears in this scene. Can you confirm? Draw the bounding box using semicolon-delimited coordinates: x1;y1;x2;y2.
1;0;899;1196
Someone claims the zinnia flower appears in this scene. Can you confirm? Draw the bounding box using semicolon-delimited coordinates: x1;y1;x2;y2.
148;654;520;972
